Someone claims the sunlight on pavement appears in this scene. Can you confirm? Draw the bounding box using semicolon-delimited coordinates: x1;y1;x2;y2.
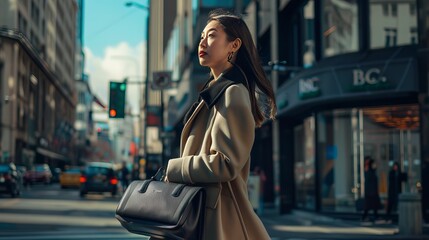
0;213;120;227
0;198;117;211
272;225;399;235
0;199;20;208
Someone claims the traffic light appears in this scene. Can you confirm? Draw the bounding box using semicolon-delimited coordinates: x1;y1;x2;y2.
109;81;126;118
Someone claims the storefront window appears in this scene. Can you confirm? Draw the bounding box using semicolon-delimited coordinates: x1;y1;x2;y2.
294;116;316;210
322;0;359;57
317;105;420;213
318;109;355;212
369;0;418;48
303;0;315;68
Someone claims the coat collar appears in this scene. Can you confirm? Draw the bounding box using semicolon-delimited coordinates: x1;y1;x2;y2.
199;66;247;109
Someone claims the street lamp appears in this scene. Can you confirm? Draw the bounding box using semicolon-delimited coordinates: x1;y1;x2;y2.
125;1;150;170
125;1;149;10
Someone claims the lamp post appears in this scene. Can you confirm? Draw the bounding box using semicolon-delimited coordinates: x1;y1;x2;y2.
125;1;150;166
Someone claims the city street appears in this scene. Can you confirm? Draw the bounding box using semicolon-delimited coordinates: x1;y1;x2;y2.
0;183;428;240
0;184;145;240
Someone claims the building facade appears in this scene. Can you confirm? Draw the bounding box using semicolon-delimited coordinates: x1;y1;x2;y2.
0;0;79;169
267;0;428;221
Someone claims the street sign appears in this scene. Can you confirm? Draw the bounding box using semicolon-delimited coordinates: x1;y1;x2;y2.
151;71;173;90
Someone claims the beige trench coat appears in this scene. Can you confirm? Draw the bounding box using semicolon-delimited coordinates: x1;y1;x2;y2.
166;68;270;240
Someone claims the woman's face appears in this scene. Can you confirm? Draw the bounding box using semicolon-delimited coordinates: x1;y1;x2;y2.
198;20;233;74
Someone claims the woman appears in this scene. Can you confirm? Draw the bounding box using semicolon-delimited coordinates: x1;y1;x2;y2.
165;9;276;240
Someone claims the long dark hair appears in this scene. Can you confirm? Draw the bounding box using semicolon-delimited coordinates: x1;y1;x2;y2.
208;9;277;127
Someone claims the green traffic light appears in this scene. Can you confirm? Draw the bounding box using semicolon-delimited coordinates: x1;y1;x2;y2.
108;80;126;118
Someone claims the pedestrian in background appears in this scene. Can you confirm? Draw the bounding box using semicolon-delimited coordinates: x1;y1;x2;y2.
253;166;267;214
131;163;140;181
120;161;129;192
386;161;407;222
164;8;276;240
362;157;381;222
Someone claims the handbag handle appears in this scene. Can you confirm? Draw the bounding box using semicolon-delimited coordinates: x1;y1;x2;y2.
151;167;166;181
138;167;187;197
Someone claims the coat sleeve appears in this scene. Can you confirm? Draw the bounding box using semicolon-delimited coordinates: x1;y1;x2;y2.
166;84;255;184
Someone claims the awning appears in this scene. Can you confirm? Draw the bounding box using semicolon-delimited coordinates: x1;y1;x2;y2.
36;147;67;161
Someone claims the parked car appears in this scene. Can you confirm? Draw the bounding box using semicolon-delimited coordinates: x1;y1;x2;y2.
0;163;21;197
59;167;82;189
23;164;52;185
79;162;118;197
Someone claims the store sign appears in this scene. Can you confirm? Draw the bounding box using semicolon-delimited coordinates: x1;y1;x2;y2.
146;106;162;126
299;77;321;99
351;68;390;91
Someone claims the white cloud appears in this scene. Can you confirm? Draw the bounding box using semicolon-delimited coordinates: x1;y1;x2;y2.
84;41;146;116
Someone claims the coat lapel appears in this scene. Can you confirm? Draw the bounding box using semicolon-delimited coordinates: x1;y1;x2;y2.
180;101;205;156
180;66;248;156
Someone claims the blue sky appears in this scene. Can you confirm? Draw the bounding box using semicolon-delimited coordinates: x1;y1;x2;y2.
84;0;148;56
83;0;149;117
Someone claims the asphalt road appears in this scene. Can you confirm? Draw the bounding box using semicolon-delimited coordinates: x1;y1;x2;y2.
0;183;428;240
0;183;146;240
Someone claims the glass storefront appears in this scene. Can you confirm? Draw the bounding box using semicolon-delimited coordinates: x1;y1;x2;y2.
317;105;421;212
294;104;420;213
294;117;316;210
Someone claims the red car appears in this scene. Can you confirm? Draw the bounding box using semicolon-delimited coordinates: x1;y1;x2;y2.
23;164;52;185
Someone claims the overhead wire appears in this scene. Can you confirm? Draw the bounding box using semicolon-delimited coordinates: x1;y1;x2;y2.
85;9;141;42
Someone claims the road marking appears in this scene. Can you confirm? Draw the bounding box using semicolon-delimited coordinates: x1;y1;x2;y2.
271;225;398;235
0;233;147;240
0;213;120;227
0;199;20;208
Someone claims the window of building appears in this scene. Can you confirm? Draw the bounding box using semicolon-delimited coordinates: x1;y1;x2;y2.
31;1;40;26
391;3;397;17
409;3;416;15
322;0;359;57
370;0;418;49
384;28;397;47
201;0;234;8
382;3;389;16
317;105;420;213
78;92;85;104
78;112;85;121
294;116;316;210
303;0;315;69
410;27;418;44
18;13;28;33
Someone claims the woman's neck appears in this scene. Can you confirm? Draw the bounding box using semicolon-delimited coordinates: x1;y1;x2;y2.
211;63;233;80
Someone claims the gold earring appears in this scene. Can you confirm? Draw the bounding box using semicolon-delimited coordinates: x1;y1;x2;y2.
227;52;234;62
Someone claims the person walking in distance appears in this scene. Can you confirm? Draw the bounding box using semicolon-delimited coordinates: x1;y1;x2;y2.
164;8;276;240
386;161;407;222
120;161;130;192
362;157;381;223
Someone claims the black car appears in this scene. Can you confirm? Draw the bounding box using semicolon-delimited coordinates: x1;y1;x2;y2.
0;163;21;197
79;162;118;197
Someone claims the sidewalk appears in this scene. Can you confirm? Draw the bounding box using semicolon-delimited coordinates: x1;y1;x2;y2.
259;207;429;240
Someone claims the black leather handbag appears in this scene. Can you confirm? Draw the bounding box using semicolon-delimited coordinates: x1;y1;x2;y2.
115;168;206;240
